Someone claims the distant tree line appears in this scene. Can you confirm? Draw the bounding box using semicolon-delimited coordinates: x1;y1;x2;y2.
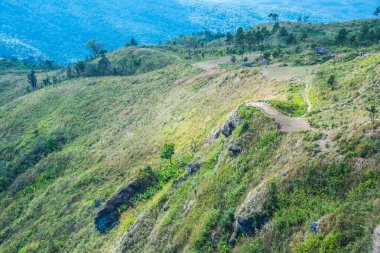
335;23;380;46
169;30;225;48
225;13;380;57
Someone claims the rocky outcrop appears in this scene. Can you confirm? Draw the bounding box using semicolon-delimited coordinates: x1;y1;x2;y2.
187;163;202;174
229;188;269;244
174;176;186;190
228;142;242;156
221;109;240;137
95;168;159;233
95;180;147;233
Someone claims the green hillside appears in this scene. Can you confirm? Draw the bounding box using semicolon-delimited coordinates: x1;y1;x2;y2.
0;20;379;253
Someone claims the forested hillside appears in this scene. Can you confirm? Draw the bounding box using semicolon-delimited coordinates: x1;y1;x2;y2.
0;0;378;63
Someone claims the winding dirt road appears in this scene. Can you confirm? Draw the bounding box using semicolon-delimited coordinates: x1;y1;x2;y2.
176;54;258;85
180;55;317;132
246;102;311;132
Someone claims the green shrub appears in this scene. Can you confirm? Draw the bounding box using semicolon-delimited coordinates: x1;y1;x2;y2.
269;100;307;117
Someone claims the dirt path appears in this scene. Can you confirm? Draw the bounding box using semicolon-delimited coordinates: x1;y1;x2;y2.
176;54;258;85
246;101;335;152
373;225;380;253
303;77;313;113
246;102;311;132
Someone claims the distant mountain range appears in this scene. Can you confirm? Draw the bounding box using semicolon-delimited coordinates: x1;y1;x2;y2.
0;0;377;64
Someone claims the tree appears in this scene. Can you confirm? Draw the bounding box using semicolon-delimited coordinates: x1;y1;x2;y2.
366;82;379;132
279;26;288;37
66;67;74;79
85;39;104;57
225;32;234;46
74;61;86;76
359;24;370;42
300;32;308;41
285;33;297;44
245;30;256;51
260;27;271;39
327;74;336;89
268;13;279;23
27;70;37;89
366;105;378;132
263;51;271;61
335;28;348;45
44;60;54;69
98;54;112;75
272;22;280;33
374;7;380;19
129;38;138;46
231;55;237;64
42;76;51;86
160;143;175;163
235;27;245;49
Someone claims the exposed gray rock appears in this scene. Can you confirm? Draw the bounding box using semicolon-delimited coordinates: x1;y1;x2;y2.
95;169;158;233
280;172;288;179
163;203;169;212
187;163;202;174
311;222;320;234
214;129;221;139
221;109;240;137
174;176;186;190
94;198;105;208
229;188;269;245
205;129;221;146
228;142;242;156
373;225;380;253
95;181;147;233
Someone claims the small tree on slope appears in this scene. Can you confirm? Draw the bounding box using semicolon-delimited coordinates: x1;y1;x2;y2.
161;143;175;163
27;70;37;89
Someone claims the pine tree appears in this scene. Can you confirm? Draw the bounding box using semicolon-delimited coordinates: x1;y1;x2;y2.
235;27;245;49
285;33;296;44
225;32;234;46
327;75;336;89
374;7;380;19
272;22;280;33
85;39;104;57
98;55;112;75
245;30;256;51
268;13;279;23
279;27;288;37
336;28;348;45
130;38;138;46
27;71;37;89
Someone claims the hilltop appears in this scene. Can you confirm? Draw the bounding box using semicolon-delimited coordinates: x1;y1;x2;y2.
0;19;379;253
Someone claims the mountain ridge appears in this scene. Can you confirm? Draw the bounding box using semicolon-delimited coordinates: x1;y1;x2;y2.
0;0;377;63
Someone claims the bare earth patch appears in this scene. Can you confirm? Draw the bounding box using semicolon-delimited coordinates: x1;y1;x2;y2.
246;102;311;132
176;54;258;85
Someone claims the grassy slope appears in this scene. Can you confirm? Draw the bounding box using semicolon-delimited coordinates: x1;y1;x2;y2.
113;54;379;253
0;21;379;253
0;57;283;252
